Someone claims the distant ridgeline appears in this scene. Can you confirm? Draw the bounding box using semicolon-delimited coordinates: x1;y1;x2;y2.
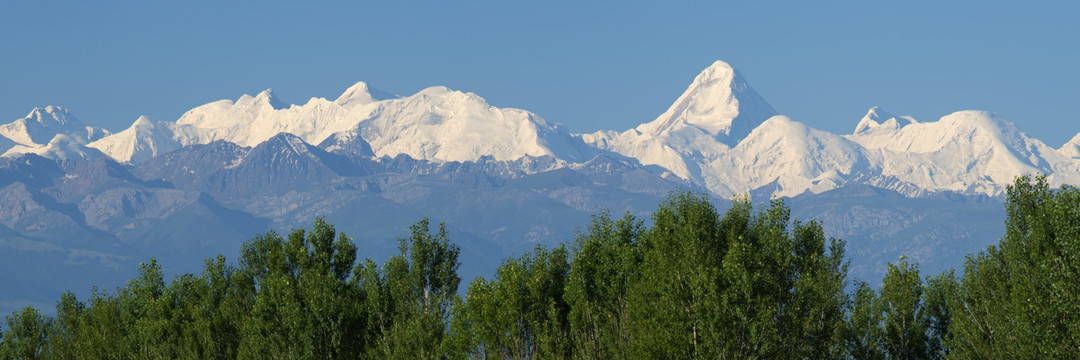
1;60;1076;319
6;62;1079;198
2;175;1077;358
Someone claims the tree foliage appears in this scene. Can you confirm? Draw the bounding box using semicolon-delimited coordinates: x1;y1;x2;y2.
453;245;570;359
3;181;1079;358
619;193;851;358
946;174;1080;358
564;210;643;359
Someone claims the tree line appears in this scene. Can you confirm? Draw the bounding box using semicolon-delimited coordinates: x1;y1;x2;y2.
1;175;1077;359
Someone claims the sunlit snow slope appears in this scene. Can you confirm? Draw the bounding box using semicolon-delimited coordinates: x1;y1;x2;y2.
6;60;1080;198
585;61;1080;197
168;83;596;163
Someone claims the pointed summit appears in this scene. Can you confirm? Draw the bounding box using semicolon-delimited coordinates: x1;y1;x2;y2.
0;106;106;146
318;130;375;158
853;106;915;135
335;82;375;107
208;132;359;199
253;89;288;110
23;106;84;136
334;81;395;107
636;60;777;145
86;115;183;163
132;115;154;127
694;60;738;84
864;106;897;123
1060;132;1080;159
264;132;314;155
27;106;78;127
582;60;780;186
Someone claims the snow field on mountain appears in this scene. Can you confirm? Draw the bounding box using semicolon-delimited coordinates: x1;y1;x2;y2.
5;60;1080;198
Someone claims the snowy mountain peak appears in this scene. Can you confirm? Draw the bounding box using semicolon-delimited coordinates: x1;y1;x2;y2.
582;60;781;188
269;132;310;151
169;81;592;163
174;88;337;147
695;60;736;84
731;115;870;197
0;106;108;148
940;110;1008;130
318;131;375;158
239;132;329;168
335;81;397;107
750;115;807;135
863;106;896;124
1060;133;1080;159
407;86;496;109
230;89;288;111
853;107;915;135
254;89;288;110
86;115;187;163
416;86;454;98
635;60;777;145
335;81;378;107
358;84;592;162
16;106;85;142
853;110;1023;154
132;115;154;127
28;106;77;126
15;60;1080;199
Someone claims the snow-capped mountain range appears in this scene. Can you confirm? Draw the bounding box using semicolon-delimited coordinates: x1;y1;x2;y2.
4;60;1049;314
3;60;1077;198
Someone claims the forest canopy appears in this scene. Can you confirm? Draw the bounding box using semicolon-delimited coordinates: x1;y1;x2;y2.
2;175;1078;359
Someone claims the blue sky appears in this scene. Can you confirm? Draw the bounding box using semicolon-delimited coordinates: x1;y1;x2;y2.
2;1;1078;145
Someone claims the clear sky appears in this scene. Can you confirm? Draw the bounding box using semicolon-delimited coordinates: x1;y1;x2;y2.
2;1;1078;145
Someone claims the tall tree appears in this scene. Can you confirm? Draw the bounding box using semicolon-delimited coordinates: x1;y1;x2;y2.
879;260;930;359
236;218;366;359
627;191;725;358
453;245;571;359
119;258;179;359
843;281;885;360
841;260;953;360
627;192;848;358
564;211;643;359
948;175;1080;358
48;291;84;359
922;270;956;360
368;218;461;359
0;307;51;360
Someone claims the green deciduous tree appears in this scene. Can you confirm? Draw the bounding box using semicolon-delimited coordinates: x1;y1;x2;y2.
0;307;51;360
564;211;643;359
48;291;84;359
368;217;461;359
237;217;367;360
627;191;726;358
948;174;1080;358
879;260;930;360
120;258;178;358
922;270;957;359
841;260;954;360
453;245;571;359
10;179;1080;358
844;281;885;360
627;192;849;358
